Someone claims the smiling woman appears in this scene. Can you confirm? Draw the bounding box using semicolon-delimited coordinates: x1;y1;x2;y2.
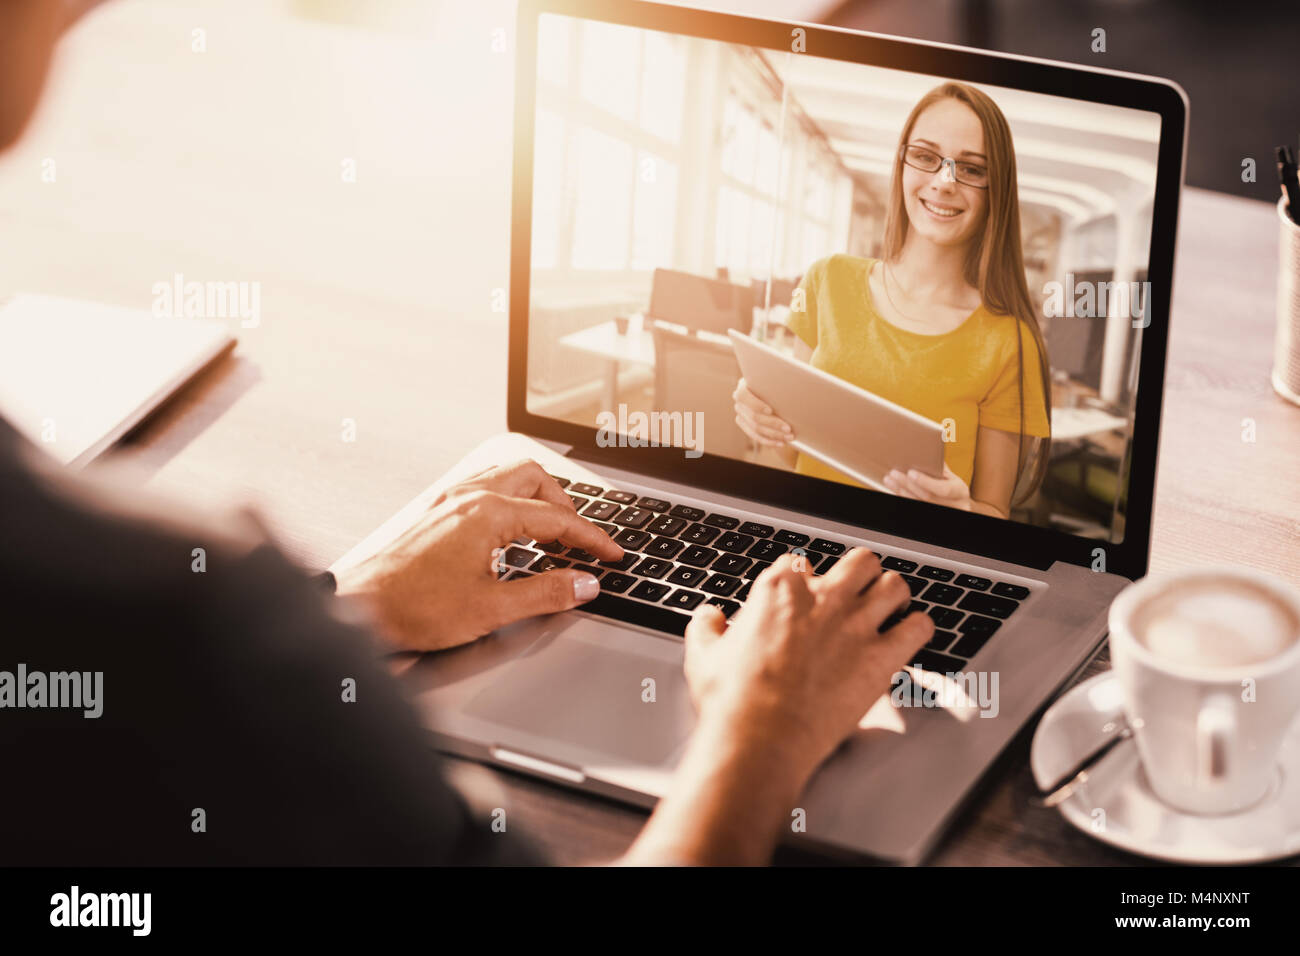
735;81;1052;522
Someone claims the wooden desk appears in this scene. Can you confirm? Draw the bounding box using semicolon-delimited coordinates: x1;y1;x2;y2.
2;2;1296;865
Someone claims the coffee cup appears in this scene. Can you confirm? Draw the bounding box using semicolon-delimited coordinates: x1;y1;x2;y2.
1108;567;1300;815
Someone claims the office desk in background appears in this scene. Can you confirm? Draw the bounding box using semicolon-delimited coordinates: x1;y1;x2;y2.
1;1;1297;865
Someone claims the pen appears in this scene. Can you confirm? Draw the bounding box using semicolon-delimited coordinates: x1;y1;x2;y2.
1277;145;1300;226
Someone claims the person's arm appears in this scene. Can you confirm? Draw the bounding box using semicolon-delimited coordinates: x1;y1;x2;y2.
619;550;933;865
0;437;558;865
732;377;799;467
966;424;1028;518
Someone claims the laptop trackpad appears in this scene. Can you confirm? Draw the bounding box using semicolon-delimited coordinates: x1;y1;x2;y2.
461;619;693;766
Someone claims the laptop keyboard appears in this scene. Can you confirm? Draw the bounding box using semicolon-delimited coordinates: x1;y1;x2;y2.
500;475;1035;671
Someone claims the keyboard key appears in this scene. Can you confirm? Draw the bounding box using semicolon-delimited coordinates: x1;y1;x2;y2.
548;475;570;489
957;592;1019;619
679;545;720;567
629;580;672;602
566;548;599;563
600;572;636;593
704;513;740;529
928;607;963;630
715;532;755;554
900;573;928;596
918;565;955;582
702;573;742;597
682;523;721;545
955;574;992;591
920;583;962;606
712;554;752;576
795;550;825;571
669;504;705;521
809;538;846;555
743;560;771;580
571;563;604;578
666;565;709;588
502;546;536;567
882;556;918;573
747;539;787;561
647;515;688;536
570;483;603;497
927;629;958;651
705;597;741;618
738;521;775;537
950;629;997;658
536;540;566;554
603;490;638;504
910;649;964;673
581;500;620;521
613;528;652;551
637;496;672;512
664;589;707;610
529;554;570;573
735;580;752;601
580;591;691;636
881;600;926;631
632;558;673;580
613;507;655;529
992;582;1031;600
773;530;810;547
593;522;617;538
958;614;1002;637
816;556;839;575
568;495;589;509
645;536;685;559
598;552;639;572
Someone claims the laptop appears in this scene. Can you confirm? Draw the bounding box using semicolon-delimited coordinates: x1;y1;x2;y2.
333;0;1186;862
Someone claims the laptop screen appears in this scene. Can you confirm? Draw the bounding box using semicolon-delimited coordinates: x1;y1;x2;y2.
522;8;1164;547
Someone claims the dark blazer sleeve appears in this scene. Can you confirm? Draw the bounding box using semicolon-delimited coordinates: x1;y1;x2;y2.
0;420;544;866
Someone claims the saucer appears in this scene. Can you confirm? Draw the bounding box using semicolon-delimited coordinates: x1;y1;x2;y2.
1030;672;1300;864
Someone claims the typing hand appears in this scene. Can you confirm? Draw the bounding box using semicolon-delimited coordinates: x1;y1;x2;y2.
335;459;623;652
684;549;933;780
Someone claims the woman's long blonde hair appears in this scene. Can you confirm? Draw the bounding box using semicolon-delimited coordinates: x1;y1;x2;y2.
881;82;1052;509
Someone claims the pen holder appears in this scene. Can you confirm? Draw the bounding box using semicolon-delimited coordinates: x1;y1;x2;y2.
1274;198;1300;406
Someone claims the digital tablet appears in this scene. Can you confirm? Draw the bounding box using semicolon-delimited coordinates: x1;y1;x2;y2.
728;329;945;492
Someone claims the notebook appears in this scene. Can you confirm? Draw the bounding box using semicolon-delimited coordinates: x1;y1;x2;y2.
0;294;235;467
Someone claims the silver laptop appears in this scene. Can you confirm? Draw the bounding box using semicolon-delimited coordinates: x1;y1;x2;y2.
334;0;1186;862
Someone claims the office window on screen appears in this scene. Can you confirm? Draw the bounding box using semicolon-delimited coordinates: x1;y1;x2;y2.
532;17;685;274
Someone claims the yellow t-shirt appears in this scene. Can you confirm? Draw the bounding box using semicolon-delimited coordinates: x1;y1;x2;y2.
784;254;1050;490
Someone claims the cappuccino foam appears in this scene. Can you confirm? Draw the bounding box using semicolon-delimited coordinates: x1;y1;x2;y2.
1133;579;1298;669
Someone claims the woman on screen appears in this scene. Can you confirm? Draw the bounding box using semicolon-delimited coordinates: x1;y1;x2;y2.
733;82;1052;521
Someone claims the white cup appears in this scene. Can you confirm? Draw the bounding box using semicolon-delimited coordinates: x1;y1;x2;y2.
1108;567;1300;815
